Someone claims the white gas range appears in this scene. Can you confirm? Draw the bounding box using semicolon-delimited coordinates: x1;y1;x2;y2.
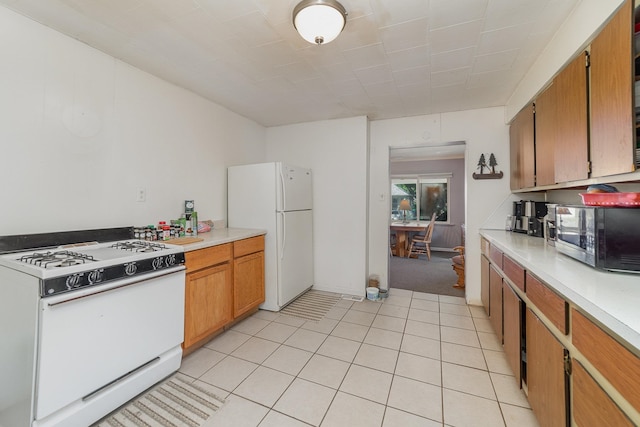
0;229;186;427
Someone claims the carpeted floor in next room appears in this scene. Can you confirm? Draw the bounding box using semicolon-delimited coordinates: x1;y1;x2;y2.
389;251;464;298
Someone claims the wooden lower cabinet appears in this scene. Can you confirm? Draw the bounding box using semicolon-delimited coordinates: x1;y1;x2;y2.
480;254;490;316
183;236;265;354
503;283;522;384
572;308;640;413
184;262;232;349
478;237;640;426
489;264;503;342
527;272;568;334
234;251;265;318
526;308;568;427
572;359;633;426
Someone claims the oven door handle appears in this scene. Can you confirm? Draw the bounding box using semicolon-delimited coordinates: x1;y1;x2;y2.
43;267;185;307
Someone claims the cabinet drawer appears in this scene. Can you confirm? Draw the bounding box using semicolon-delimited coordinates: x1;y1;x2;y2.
489;245;503;269
526;272;567;334
503;255;525;292
572;309;640;413
234;235;265;258
480;237;490;256
185;243;232;272
572;359;633;427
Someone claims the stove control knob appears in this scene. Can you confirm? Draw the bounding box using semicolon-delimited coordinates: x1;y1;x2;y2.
125;262;137;276
65;274;82;289
152;256;164;270
166;254;176;267
88;269;104;284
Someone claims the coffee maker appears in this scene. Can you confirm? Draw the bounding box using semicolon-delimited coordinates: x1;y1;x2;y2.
543;204;558;245
511;201;547;237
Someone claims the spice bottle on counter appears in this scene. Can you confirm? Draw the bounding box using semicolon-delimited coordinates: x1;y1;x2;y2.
162;225;170;241
146;226;156;241
191;212;198;236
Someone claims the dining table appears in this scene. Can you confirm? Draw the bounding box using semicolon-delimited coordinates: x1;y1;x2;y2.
390;222;427;257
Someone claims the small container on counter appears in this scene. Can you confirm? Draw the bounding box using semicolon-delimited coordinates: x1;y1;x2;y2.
146;226;156;241
185;212;197;236
134;228;144;240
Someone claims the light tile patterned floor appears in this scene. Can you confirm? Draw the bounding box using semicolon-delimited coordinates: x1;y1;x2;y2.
179;288;540;427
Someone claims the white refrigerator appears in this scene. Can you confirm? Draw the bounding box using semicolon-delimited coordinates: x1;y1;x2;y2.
228;162;314;311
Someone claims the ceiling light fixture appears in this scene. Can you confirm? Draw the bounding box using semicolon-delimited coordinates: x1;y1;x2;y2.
292;0;347;46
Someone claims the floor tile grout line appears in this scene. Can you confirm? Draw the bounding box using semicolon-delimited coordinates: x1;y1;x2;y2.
187;289;531;427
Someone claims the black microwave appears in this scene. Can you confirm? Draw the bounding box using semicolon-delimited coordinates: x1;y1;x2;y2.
555;205;640;272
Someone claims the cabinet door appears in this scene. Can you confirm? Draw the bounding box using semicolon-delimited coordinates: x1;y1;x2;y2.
572;359;633;426
503;283;522;385
554;52;589;183
526;308;568;427
184;263;232;349
480;254;490;316
590;0;635;177
535;81;557;186
572;308;640;413
509;104;535;190
489;264;503;342
233;251;265;318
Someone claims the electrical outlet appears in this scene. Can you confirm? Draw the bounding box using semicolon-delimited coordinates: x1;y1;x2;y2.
136;188;146;202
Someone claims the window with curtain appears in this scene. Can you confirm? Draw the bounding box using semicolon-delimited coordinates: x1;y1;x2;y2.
391;175;450;222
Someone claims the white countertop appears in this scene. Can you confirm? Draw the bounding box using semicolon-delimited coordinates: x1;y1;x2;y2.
179;227;266;252
480;229;640;352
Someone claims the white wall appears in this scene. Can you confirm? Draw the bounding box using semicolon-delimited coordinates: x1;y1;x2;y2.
265;117;369;297
370;107;510;305
0;7;265;236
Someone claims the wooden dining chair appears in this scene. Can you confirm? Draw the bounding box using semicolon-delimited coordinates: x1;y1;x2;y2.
389;231;397;257
452;245;465;288
408;213;436;260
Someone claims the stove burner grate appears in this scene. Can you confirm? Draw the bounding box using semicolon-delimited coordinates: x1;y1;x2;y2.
111;241;168;253
18;250;96;268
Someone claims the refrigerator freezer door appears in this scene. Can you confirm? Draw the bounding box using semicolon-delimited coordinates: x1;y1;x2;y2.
277;163;312;212
277;210;313;307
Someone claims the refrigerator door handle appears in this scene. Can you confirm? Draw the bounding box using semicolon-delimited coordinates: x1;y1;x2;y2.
279;165;286;211
279;212;286;259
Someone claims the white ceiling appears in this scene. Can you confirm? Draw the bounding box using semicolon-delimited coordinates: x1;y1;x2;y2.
0;0;579;127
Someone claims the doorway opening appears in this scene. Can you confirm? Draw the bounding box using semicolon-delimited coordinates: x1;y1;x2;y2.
388;142;466;297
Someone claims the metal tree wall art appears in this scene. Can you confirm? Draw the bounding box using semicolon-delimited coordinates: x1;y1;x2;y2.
473;152;503;179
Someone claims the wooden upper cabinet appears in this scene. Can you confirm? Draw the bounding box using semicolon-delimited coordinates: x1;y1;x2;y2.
554;52;589;183
509;104;535;190
534;82;556;186
535;51;589;187
590;0;635;177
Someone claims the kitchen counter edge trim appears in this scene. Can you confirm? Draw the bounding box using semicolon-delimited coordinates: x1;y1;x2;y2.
178;228;266;252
